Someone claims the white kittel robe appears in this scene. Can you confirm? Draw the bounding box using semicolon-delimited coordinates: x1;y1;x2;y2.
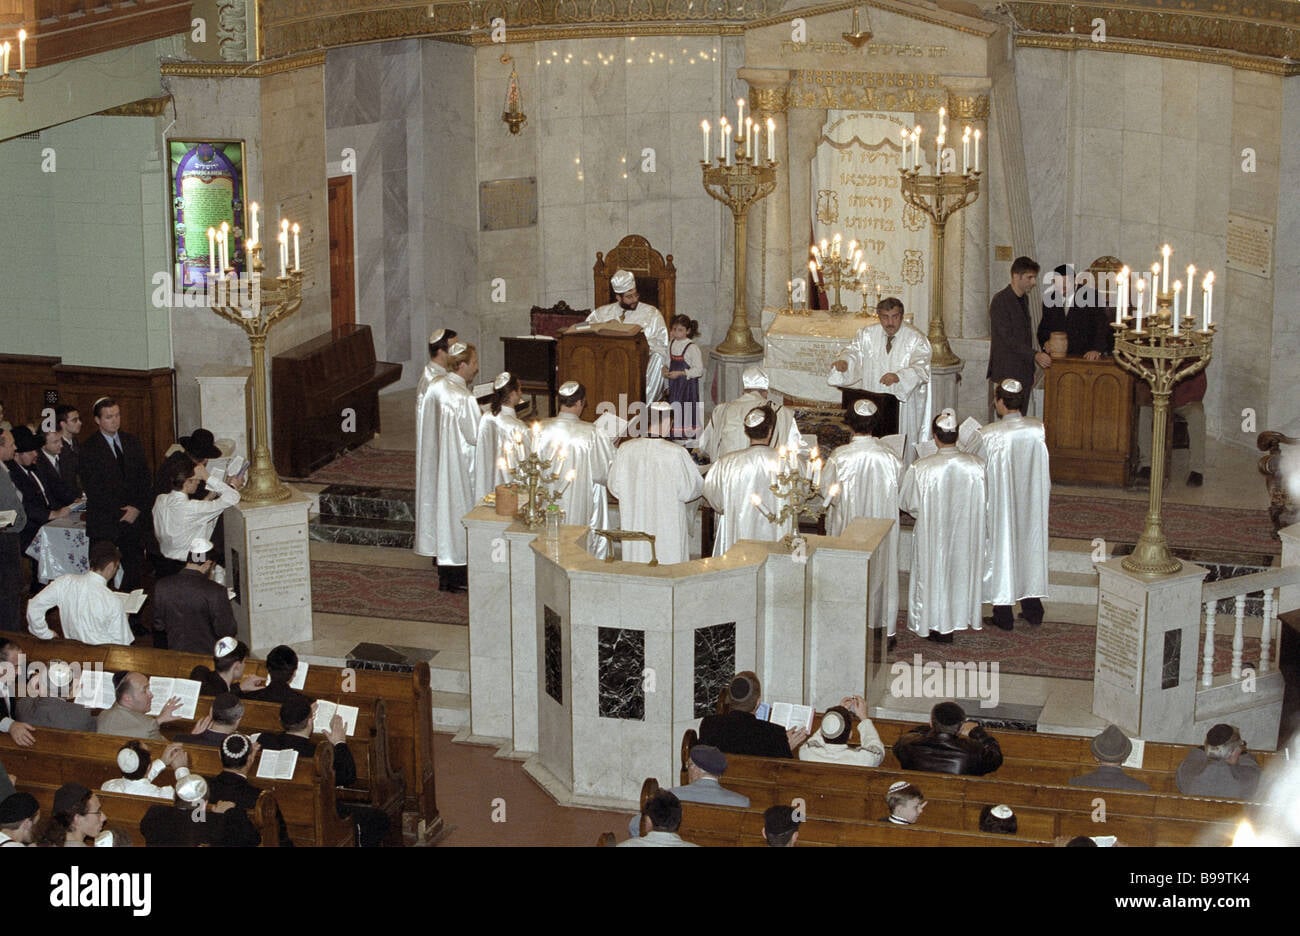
973;413;1051;606
898;447;986;636
429;371;481;567
702;444;784;557
827;322;933;465
586;301;670;402
538;412;617;558
607;436;703;564
413;361;447;557
473;405;527;503
822;434;903;635
696;390;803;464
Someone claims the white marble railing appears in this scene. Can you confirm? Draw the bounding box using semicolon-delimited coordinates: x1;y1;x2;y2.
1199;566;1300;686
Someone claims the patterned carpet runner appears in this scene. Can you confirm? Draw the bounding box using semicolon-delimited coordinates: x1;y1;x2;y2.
310;560;467;626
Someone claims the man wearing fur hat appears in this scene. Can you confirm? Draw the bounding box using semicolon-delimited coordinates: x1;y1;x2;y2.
585;269;670;403
976;378;1050;631
1069;724;1149;791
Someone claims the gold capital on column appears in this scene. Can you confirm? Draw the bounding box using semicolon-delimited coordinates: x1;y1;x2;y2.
749;86;788;120
947;94;989;120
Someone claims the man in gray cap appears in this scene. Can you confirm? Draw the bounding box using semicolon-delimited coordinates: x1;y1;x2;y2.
1176;723;1262;800
584;268;670;403
1069;724;1149;791
626;743;749;838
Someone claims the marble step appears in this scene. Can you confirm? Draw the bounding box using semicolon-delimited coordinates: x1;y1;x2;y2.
317;484;416;522
429;659;470;695
309;514;416;549
431;690;470;731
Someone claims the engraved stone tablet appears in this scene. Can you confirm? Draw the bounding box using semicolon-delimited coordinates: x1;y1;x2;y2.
480;177;538;231
1226;213;1273;279
248;523;311;612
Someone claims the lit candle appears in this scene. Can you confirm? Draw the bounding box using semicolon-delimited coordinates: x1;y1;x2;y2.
1204;271;1214;328
936;133;944;174
901;129;909;168
832;233;841;260
752;122;761;163
1114;270;1125;325
702;120;710;162
278;231;287;277
767;117;775;162
811;243;821;263
939;106;946;136
207;227;217;275
962;126;971;175
2;42;9;77
736;98;745;138
18;29;26;72
745;117;753;158
292;222;301;272
913;126;922;170
1135;278;1145;332
725;125;732;166
1150;263;1161;306
220;221;230;271
250;201;259;245
808;258;818;283
1172;280;1182;336
973;128;981;172
1185;265;1195;321
1161;244;1171;293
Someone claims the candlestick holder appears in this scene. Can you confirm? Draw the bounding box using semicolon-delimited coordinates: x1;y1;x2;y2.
1110;290;1214;575
751;451;833;549
0;66;26;101
702;149;778;355
500;434;570;529
207;241;303;504
898;167;981;367
811;234;866;317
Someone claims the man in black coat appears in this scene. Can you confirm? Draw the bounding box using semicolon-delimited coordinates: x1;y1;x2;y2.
893;701;1003;777
1036;263;1110;360
986;256;1048;419
54;404;84;496
140;774;260;847
205;732;293;846
79;397;153;593
7;426;77;553
35;429;80;510
152;539;237;653
697;671;804;759
241;645;310;705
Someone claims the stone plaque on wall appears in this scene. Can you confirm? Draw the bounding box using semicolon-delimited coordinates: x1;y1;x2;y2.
247;523;310;612
693;623;737;719
1226;214;1273;279
479;177;538;231
597;626;645;720
1096;591;1145;694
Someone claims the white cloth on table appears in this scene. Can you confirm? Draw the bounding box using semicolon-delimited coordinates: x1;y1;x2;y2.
822;435;902;635
696;390;802;464
26;571;132;645
586;301;669;402
413;364;446;557
473;405;527;503
827;322;933;466
428;372;481;567
537;413;617;559
606;437;703;565
898;448;987;637
972;414;1050;606
702;444;784;557
153;477;240;561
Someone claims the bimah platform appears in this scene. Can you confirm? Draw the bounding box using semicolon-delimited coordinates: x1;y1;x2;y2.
557;323;647;421
1042;356;1135;487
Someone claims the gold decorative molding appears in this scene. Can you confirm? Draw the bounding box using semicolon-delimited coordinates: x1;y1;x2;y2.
97;96;174;117
786;70;948;112
439;23;744;46
159;50;326;77
1016;33;1299;76
947;93;989;119
749;85;789;117
744;0;995;39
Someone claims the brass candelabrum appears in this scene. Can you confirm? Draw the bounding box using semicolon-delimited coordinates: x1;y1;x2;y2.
810;233;866;317
0;30;28;101
751;448;836;549
499;430;574;529
1110;295;1215;576
897;167;981;367
208;241;303;504
702;148;778;356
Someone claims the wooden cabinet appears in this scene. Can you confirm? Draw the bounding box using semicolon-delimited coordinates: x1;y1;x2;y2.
1042;357;1135;487
556;329;647;423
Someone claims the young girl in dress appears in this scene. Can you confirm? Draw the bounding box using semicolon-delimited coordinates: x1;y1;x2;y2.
474;371;527;501
663;314;703;439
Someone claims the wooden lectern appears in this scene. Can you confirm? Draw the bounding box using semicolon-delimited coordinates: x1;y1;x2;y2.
1042;356;1135;487
557;326;648;423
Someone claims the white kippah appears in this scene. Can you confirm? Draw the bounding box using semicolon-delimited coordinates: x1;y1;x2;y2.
741;366;769;391
999;378;1023;393
610;270;636;294
175;775;209;804
48;661;72;688
991;804;1014;819
222;733;252;760
887;781;910;794
117;747;141;774
189;537;213;563
92;396;111;409
428;328;446;345
558;380;581;397
493;371;512;391
936;408;957;432
650;401;672;413
448;341;468;357
214;636;238;658
820;710;845;741
853;399;878;417
744;408;767;428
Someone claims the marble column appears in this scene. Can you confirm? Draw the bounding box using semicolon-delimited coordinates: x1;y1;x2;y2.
947;84;992;345
223;491;314;653
464;509;516;743
196;365;252;458
740;69;793;331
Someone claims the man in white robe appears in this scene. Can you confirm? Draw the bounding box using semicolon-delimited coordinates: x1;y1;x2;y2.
697;366;802;464
821;400;902;638
828;297;932;466
429;341;480;592
898;410;986;642
977;378;1050;630
415;328;456;562
586;269;670;403
607;403;703;564
538;381;617;559
474;371;527;502
702;407;784;557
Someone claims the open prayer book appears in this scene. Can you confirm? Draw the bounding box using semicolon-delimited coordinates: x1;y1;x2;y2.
76;670;117;710
207;455;248;484
913;417;984;460
766;701;815;733
256;748;299;780
289;661;309;690
313;700;360;737
0;510;16;529
146;677;203;720
114;589;147;614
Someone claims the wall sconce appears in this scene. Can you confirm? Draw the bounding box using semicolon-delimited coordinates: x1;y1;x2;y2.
1;29;29;102
501;53;526;135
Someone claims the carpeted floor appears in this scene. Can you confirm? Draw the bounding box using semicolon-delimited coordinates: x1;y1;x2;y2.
305;444;417;487
310;560;468;625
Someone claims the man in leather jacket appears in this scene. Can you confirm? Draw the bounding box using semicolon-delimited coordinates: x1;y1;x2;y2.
893;702;1003;776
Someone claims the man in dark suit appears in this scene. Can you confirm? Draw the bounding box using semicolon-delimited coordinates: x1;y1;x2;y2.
206;732;293;846
697;671;802;759
36;429;80;508
151;537;237;653
986;256;1048;419
8;426;78;553
241;645;310;705
0;639;35;745
1036;263;1110;360
0;432;29;631
79;397;153;593
893;701;1003;777
54;405;84;495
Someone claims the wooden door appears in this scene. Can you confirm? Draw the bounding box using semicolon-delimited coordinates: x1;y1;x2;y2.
327;176;356;330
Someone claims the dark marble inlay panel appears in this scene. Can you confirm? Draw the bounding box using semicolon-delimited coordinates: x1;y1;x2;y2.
319;484;416;521
544;606;562;705
1161;629;1181;690
1111;545;1275;616
598;626;644;720
693;622;736;719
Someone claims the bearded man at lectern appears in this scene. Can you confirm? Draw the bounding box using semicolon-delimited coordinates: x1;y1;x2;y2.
584;269;670;403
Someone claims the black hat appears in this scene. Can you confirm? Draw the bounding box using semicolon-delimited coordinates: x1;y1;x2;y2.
280;695;312;728
0;792;39;823
179;428;224;460
10;425;41;453
53;782;91;816
1090;724;1133;762
764;805;798;837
